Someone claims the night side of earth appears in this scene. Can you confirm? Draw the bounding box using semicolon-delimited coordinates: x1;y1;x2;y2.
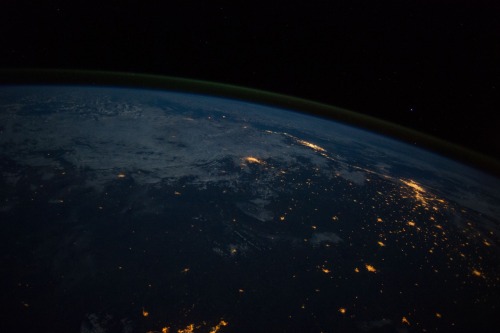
0;86;499;333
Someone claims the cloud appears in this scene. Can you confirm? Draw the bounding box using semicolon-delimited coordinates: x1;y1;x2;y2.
310;232;343;246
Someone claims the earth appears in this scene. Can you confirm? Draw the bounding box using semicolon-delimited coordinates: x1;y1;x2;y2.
0;85;499;333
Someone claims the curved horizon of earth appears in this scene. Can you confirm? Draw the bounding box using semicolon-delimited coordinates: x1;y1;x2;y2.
0;85;498;333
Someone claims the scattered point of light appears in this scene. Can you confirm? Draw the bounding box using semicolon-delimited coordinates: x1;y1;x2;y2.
177;324;195;333
296;139;326;152
401;179;425;192
209;320;228;333
400;179;429;205
472;269;482;277
339;307;346;314
142;307;149;317
365;264;377;273
402;316;411;325
243;156;263;164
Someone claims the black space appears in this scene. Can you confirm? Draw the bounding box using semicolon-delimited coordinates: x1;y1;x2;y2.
1;1;499;161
